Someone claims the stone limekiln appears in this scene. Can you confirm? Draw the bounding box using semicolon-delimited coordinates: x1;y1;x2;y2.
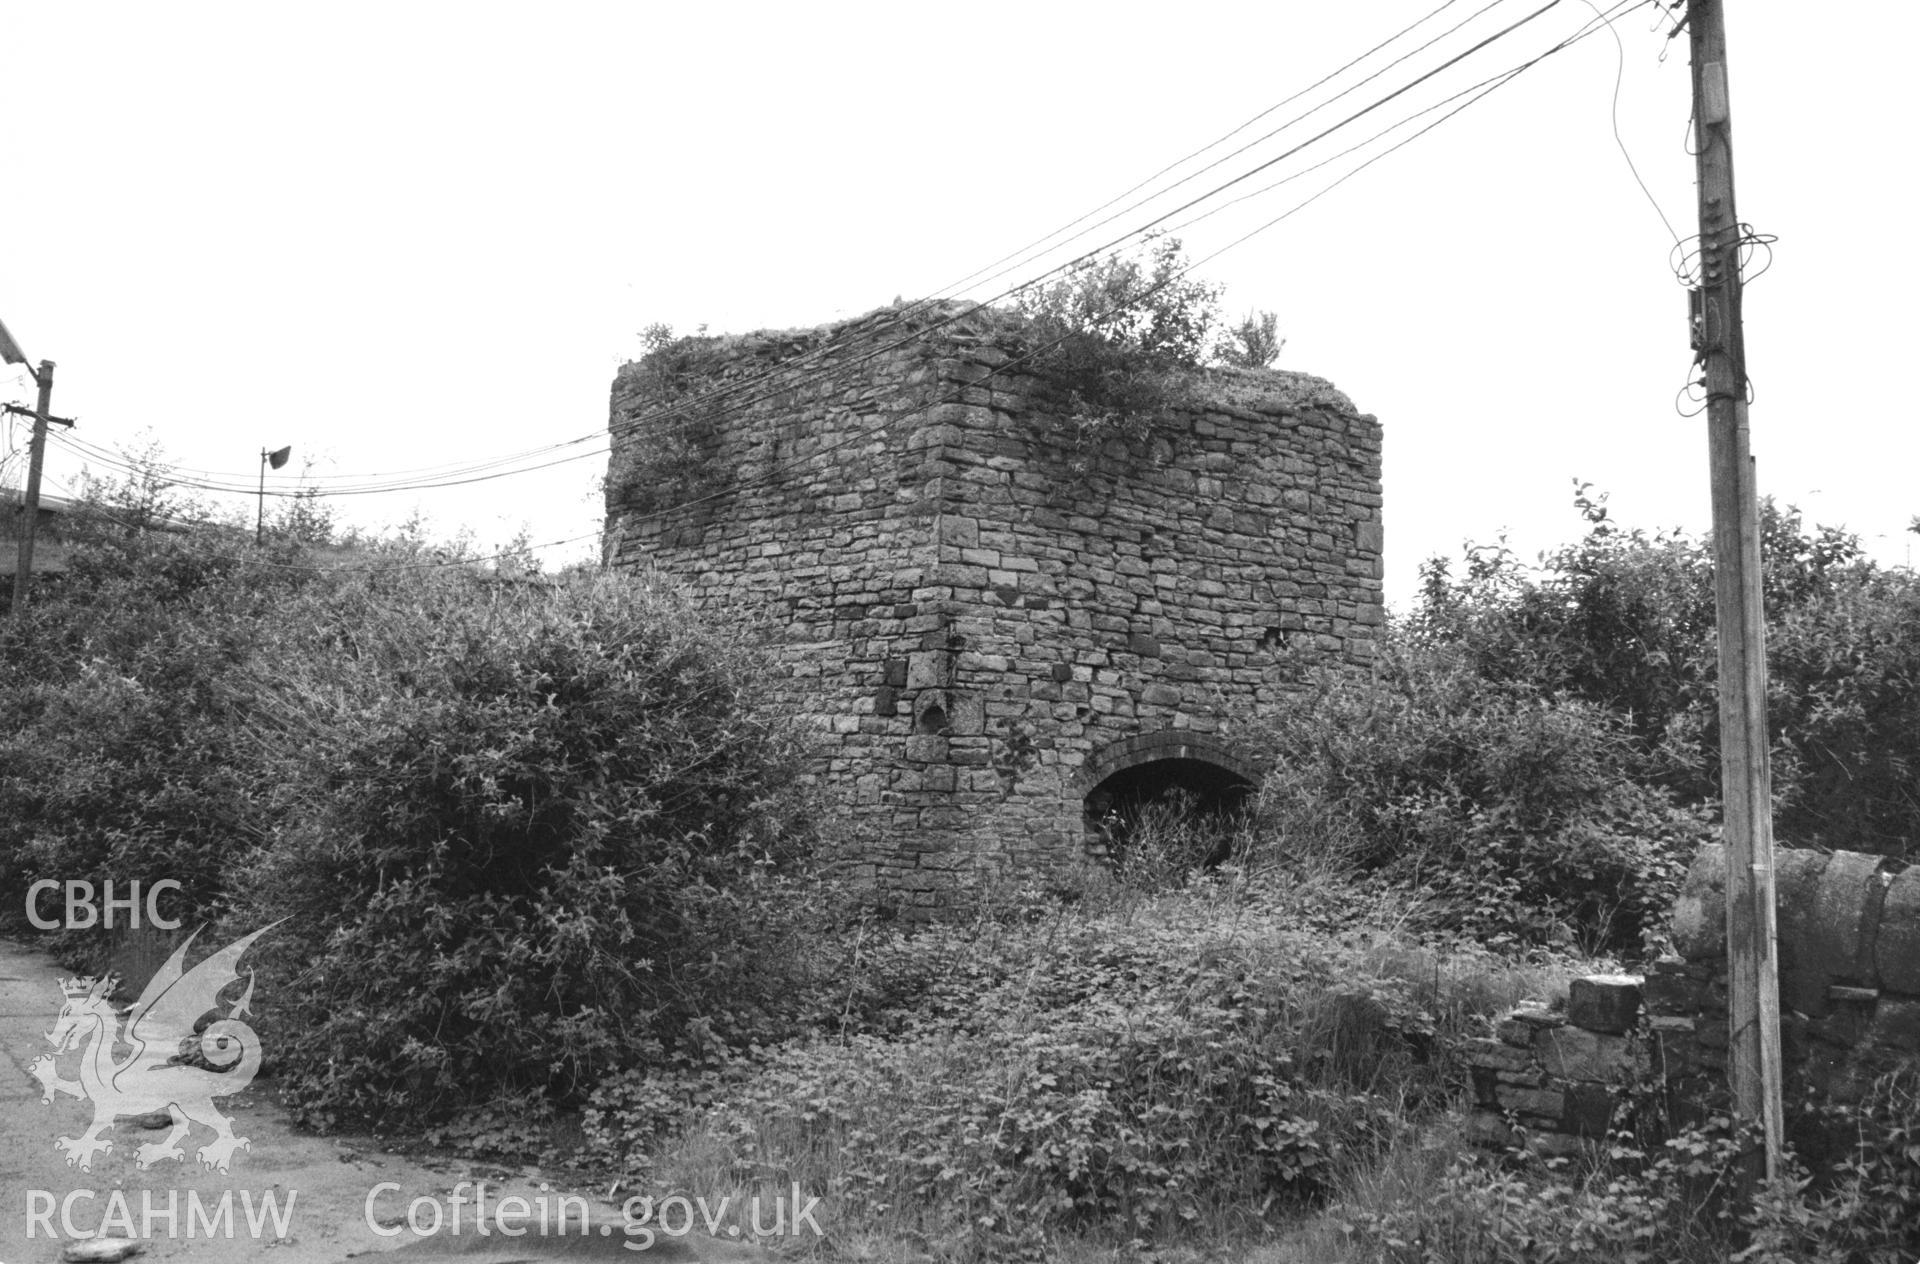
603;302;1383;905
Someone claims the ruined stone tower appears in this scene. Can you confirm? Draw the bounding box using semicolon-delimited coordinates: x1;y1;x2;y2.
603;302;1383;905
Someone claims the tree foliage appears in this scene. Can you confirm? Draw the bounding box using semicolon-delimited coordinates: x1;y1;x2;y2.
1214;308;1285;368
1412;485;1918;854
1249;485;1920;954
1013;235;1265;472
221;567;820;1126
1;451;822;1128
1015;234;1226;368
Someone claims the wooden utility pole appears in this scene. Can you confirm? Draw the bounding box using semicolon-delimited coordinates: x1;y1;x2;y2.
10;359;59;613
1688;0;1783;1178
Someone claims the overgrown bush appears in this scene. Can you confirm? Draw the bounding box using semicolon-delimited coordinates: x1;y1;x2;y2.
4;445;827;1127
585;888;1573;1258
1410;485;1920;857
1214;308;1285;368
218;567;818;1128
1013;235;1227;475
1246;486;1920;955
0;473;310;957
1245;633;1709;956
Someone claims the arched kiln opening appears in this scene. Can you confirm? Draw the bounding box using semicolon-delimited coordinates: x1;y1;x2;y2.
1079;736;1259;875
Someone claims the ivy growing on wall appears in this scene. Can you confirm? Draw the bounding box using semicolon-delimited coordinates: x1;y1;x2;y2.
607;322;730;518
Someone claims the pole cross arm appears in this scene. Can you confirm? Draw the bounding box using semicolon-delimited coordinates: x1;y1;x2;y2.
1;402;75;427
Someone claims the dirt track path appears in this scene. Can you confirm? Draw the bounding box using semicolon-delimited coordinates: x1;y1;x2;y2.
0;934;651;1264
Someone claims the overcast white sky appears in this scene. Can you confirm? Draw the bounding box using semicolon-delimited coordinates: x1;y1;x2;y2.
2;1;1913;609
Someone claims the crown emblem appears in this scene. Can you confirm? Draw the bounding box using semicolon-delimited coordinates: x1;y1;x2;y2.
58;974;117;1002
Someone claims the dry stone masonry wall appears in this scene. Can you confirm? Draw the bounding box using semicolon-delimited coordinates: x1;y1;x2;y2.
603;302;1384;902
1466;975;1650;1160
1468;844;1920;1155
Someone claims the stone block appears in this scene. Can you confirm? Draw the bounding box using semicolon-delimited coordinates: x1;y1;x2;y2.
1875;866;1920;994
906;651;951;690
1139;683;1182;707
1567;974;1644;1034
1781;968;1831;1020
1497;1086;1565;1119
1803;849;1889;983
1822;987;1880;1045
1528;1132;1593;1161
1469;1065;1501;1108
957;651;1010;673
1463;1037;1536;1073
946;694;986;736
926;562;989;588
1774;847;1833;968
1536;1026;1630;1082
904;735;947;764
1498;1006;1564;1047
1464;1111;1518;1151
937;516;979;547
1645;969;1708;1015
1869;998;1920;1052
1670;844;1728;960
1562;1082;1617;1137
1496;1066;1549;1089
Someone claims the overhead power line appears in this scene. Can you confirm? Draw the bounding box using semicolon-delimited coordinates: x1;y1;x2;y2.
611;0;1648;541
919;0;1490;309
581;0;1607;464
48;0;1648;518
43;1;1643;578
46;0;1558;498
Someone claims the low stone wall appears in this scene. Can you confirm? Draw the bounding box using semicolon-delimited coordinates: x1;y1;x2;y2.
1468;844;1920;1155
1663;843;1920;1107
1466;975;1648;1158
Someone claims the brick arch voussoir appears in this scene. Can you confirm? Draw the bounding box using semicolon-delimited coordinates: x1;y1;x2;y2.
1073;730;1264;800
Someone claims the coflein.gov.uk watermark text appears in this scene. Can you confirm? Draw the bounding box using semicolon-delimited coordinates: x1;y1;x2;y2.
25;1182;822;1252
367;1182;823;1250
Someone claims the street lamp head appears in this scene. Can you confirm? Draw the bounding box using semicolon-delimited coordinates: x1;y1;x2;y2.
0;316;31;370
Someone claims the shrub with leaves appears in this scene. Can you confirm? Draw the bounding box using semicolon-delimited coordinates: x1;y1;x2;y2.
587;892;1566;1258
1214;308;1284;368
1411;484;1920;858
1012;234;1228;474
1249;485;1920;954
0;475;309;958
1245;634;1708;956
218;567;818;1128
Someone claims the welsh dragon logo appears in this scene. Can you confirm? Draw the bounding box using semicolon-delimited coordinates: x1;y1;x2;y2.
29;921;283;1173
